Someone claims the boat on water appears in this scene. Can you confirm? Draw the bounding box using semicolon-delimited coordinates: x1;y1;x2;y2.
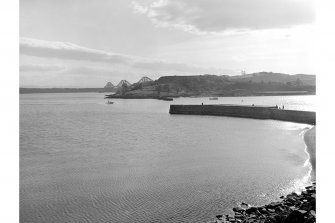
209;97;218;100
159;97;174;101
106;100;114;104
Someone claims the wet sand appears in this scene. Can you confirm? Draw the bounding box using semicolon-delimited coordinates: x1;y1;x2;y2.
304;126;316;179
208;126;317;223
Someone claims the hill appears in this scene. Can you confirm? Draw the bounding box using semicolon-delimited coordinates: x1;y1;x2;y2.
230;72;315;86
106;72;315;99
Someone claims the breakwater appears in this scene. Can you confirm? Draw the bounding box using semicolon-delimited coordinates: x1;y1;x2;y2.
169;104;315;125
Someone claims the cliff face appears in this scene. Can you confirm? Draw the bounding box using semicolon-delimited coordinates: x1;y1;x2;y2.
105;73;316;98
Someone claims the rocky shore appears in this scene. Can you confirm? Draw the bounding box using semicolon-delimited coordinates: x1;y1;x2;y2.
209;183;316;223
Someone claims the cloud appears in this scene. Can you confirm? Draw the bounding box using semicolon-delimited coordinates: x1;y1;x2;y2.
20;37;132;64
20;64;66;72
133;60;233;74
131;1;149;14
20;37;233;74
131;0;315;33
61;66;136;78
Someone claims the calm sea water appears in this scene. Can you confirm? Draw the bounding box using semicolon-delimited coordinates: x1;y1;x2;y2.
20;94;315;223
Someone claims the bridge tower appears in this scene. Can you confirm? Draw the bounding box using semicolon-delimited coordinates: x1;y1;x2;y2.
116;80;131;88
137;76;153;83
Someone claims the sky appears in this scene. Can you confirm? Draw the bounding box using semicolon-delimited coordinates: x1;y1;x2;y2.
20;0;315;87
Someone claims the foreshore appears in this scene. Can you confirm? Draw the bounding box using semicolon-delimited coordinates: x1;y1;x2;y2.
305;126;316;180
208;126;316;223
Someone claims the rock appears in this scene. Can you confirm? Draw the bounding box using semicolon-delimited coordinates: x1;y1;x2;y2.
289;206;298;211
307;189;315;194
275;206;285;212
297;209;307;215
228;216;236;222
309;210;315;217
265;216;277;223
267;201;282;209
233;207;245;213
241;202;249;209
216;215;223;219
290;192;298;197
284;210;305;223
254;210;262;216
234;213;243;219
267;208;275;213
308;199;316;211
259;208;269;214
245;207;258;214
287;197;297;204
249;214;257;218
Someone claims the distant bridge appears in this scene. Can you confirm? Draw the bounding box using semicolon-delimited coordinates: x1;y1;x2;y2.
137;76;153;83
104;82;114;88
116;80;131;88
114;77;153;88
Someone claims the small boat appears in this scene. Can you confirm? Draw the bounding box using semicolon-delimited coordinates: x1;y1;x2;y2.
106;100;114;104
159;97;174;101
209;97;218;100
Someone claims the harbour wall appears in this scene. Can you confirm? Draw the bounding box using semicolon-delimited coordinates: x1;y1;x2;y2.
169;105;315;125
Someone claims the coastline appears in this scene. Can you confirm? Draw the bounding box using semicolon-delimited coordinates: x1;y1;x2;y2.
304;126;316;181
104;92;316;99
208;125;316;223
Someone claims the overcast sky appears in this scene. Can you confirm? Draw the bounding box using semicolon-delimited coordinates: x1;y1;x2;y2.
20;0;315;87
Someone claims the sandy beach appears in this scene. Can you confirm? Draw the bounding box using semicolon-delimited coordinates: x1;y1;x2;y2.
305;126;316;180
209;125;317;223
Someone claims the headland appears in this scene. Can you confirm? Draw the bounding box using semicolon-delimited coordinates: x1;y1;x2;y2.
104;73;316;99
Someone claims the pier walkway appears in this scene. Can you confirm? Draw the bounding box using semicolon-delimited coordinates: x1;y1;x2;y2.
169;104;315;125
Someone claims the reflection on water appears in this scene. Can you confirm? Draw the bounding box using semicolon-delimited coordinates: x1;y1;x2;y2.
20;93;315;223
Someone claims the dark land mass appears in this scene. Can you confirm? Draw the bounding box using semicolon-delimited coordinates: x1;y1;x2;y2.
20;72;315;97
19;88;116;94
105;72;315;99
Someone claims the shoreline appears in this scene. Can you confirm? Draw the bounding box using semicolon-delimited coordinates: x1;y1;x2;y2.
104;92;316;99
208;125;316;223
304;126;316;181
